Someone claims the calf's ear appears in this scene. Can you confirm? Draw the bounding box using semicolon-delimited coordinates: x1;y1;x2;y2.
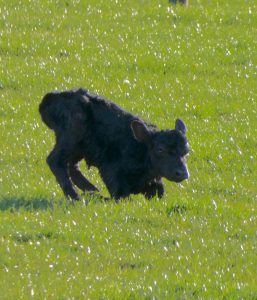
131;120;151;143
175;118;187;134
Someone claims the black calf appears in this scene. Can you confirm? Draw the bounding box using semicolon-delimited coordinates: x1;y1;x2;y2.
39;88;189;200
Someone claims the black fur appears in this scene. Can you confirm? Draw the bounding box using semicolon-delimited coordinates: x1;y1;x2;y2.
169;0;188;5
39;88;189;200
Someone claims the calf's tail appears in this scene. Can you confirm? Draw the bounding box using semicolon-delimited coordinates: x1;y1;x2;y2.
39;89;90;132
39;92;65;132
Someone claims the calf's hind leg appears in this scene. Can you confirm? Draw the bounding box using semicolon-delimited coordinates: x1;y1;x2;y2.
47;145;80;200
69;161;99;193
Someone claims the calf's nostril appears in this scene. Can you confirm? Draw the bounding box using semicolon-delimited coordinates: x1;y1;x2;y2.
175;169;189;179
175;170;183;177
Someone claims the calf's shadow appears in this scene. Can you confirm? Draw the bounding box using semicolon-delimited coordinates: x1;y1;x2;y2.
0;196;53;212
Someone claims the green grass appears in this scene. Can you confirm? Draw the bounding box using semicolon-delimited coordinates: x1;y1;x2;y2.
0;0;256;298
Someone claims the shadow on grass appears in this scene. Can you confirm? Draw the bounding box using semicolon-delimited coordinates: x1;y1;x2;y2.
0;197;54;211
166;204;187;217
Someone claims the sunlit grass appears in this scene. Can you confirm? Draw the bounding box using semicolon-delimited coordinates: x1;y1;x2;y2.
0;0;256;298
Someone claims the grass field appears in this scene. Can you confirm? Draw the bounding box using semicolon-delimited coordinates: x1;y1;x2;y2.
0;0;256;298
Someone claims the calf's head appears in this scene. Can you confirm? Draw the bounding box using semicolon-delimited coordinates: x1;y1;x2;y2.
131;119;189;182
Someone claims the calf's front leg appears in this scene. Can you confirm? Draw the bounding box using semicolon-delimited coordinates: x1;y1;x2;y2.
100;168;131;201
141;180;164;199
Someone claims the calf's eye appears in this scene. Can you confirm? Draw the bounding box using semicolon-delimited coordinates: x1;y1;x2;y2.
156;146;165;154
